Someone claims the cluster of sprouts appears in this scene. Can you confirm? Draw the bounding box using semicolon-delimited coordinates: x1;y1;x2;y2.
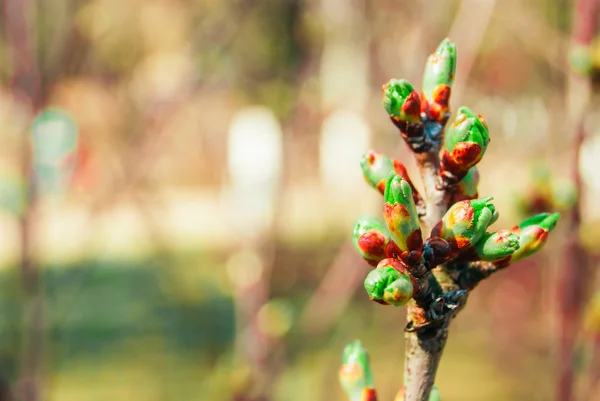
339;39;560;401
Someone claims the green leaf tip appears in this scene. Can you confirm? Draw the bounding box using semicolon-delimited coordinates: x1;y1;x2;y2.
421;38;456;123
518;212;560;232
508;212;560;263
422;38;457;95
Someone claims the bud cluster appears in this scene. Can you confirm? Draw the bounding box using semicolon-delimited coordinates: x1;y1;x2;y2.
381;39;458;153
352;37;561;309
341;38;560;401
353;171;559;307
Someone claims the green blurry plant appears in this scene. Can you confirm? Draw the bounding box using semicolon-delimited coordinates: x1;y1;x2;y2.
339;39;560;401
512;162;577;217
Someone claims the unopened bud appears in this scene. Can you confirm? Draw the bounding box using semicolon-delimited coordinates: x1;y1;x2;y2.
383;175;423;254
440;107;489;184
434;197;496;252
422;38;456;123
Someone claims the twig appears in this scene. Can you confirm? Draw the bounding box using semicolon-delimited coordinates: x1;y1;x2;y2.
402;149;451;401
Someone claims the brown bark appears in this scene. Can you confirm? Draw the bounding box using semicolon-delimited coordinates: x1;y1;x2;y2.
402;141;451;401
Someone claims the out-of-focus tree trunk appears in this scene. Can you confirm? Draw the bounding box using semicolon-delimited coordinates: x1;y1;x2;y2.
557;0;599;400
3;0;44;400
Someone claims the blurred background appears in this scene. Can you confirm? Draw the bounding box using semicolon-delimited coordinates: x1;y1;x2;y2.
1;0;600;400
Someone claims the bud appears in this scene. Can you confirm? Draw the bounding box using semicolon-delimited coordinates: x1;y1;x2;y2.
422;38;457;123
383;275;415;306
360;151;394;194
508;212;560;263
360;151;422;204
339;340;377;401
474;230;520;262
364;258;415;306
383;174;423;254
440;107;490;184
382;79;421;124
434;197;496;252
450;166;479;203
352;216;389;266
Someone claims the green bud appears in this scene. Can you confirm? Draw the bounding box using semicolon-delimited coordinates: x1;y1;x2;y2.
518;212;560;231
360;151;395;194
360;150;420;199
339;340;377;401
352;216;389;266
474;230;520;262
382;79;421;123
364;267;399;302
436;197;496;252
440;107;490;183
422;38;456;123
383;174;423;253
364;259;415;306
382;276;414;306
509;213;560;263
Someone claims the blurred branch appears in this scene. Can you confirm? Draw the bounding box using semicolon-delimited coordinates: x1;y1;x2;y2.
2;0;43;400
557;0;599;400
299;241;364;335
583;334;600;400
51;89;202;327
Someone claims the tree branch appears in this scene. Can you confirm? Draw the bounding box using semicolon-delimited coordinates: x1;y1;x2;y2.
402;129;453;401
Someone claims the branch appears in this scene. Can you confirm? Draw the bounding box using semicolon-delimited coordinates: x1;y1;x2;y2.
399;70;454;401
348;37;560;401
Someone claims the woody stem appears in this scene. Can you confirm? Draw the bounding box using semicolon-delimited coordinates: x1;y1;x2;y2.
402;146;452;401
